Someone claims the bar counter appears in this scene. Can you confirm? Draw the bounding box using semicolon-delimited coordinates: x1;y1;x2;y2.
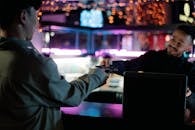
60;73;124;129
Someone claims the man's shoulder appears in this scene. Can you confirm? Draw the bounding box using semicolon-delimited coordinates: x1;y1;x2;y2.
143;49;166;57
147;49;166;54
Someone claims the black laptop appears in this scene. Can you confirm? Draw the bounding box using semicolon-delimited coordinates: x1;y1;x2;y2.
123;71;187;128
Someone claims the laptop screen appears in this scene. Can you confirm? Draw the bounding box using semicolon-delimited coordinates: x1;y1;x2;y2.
123;71;187;128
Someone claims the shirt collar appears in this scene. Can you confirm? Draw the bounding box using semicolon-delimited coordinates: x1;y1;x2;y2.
0;37;35;51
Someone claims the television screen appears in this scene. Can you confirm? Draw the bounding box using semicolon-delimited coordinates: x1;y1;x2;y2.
123;71;187;128
80;9;104;28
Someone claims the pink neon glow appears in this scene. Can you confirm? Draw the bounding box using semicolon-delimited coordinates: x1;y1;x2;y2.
41;48;86;56
60;101;122;118
41;48;145;57
114;49;145;57
96;49;145;57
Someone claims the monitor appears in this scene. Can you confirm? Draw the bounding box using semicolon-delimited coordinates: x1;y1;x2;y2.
123;71;187;129
80;9;104;28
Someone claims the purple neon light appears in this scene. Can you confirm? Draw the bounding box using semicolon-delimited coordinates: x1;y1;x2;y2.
60;101;122;118
95;49;145;57
41;48;86;56
41;48;145;57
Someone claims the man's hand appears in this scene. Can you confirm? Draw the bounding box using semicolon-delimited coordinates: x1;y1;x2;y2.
100;58;111;67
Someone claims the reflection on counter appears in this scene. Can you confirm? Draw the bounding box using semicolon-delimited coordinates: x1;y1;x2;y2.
60;101;122;119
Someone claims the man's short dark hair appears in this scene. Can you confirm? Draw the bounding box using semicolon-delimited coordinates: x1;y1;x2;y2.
175;24;195;42
0;0;42;29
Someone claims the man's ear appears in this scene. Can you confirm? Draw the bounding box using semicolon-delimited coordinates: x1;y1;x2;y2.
185;45;193;53
19;9;27;24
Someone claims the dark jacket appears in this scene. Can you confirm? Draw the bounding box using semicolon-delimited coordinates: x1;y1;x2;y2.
188;63;195;92
0;38;107;130
123;49;195;93
124;49;192;75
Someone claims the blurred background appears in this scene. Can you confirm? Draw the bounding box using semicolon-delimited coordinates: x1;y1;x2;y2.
32;0;195;80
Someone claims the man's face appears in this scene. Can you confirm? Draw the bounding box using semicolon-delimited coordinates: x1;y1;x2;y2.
166;29;192;57
24;7;38;41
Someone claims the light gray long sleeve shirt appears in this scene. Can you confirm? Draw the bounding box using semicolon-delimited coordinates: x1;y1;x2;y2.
0;38;108;130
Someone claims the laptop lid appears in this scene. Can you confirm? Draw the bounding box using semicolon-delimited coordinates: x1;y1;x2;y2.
123;71;187;128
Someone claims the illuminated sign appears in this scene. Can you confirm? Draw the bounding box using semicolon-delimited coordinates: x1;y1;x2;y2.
179;3;194;23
